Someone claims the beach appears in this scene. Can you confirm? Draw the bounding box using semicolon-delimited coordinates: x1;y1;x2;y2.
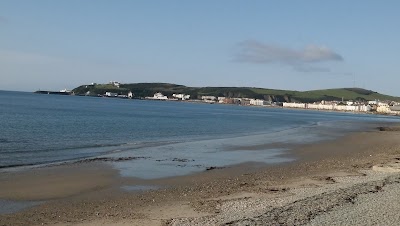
2;1;400;225
0;126;399;226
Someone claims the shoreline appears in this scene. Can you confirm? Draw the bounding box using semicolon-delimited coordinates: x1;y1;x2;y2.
0;117;392;175
32;90;400;117
1;125;400;225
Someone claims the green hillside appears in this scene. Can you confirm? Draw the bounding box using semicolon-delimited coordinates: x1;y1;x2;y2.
72;83;400;103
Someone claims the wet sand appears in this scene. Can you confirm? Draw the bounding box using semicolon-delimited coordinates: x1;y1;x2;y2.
0;163;119;201
1;127;400;225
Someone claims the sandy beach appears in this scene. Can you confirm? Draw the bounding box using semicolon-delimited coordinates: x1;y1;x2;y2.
1;126;400;226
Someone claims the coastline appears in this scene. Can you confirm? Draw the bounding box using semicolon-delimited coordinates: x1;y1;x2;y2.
31;90;400;117
1;125;400;225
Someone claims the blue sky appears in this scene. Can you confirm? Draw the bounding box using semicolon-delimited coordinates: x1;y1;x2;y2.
1;1;400;95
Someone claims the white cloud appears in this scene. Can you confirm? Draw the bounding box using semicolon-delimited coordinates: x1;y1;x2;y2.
235;40;343;72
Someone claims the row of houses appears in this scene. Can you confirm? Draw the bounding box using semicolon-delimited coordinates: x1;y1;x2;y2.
376;103;400;115
282;102;372;112
103;91;133;98
142;93;273;106
102;89;400;115
200;96;272;106
283;100;400;114
145;92;190;100
102;91;189;100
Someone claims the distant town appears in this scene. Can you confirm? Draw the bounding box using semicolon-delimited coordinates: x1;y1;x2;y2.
35;81;400;116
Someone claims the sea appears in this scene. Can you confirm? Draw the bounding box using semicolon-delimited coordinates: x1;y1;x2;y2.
1;90;399;179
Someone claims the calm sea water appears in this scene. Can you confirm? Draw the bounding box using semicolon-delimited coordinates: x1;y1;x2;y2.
1;91;399;178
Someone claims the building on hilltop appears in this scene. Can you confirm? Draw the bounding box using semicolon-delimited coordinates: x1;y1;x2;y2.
109;81;120;88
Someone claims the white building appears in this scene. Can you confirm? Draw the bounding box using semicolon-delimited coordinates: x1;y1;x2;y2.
217;97;226;103
377;105;400;115
172;93;190;100
283;103;307;109
59;89;71;93
146;92;168;100
105;92;118;97
201;96;217;102
250;99;267;106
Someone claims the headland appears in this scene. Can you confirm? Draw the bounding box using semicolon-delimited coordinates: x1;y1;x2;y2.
36;82;400;115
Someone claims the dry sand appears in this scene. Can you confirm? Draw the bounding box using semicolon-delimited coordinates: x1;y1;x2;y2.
1;128;400;226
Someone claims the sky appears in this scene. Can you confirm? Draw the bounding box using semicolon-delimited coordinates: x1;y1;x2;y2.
1;1;400;95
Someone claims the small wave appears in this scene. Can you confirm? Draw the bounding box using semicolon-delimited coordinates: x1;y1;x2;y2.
0;163;36;169
0;142;130;155
74;156;150;164
0;140;182;170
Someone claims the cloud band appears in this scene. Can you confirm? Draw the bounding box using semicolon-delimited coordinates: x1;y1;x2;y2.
235;40;343;72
